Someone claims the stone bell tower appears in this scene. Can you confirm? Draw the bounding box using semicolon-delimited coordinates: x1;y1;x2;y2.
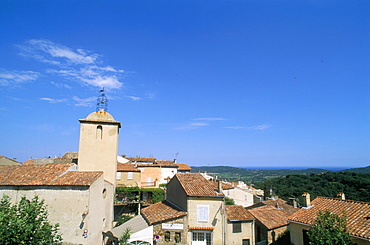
77;90;121;186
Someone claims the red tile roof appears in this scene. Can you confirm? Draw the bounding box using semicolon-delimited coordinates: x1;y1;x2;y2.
288;197;370;240
210;181;234;190
175;163;191;171
141;200;187;224
174;173;224;197
155;160;175;164
189;227;214;230
248;205;290;230
226;205;255;221
0;163;102;186
126;157;156;162
249;198;298;216
117;163;140;172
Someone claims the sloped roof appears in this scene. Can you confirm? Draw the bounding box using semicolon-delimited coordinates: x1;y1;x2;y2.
0;156;20;165
248;198;298;216
126;157;156;162
248;205;289;230
175;163;191;171
117;163;140;172
210;181;234;190
174;173;224;197
155;160;175;164
288;197;370;240
0;163;102;186
141;200;187;225
226;205;255;221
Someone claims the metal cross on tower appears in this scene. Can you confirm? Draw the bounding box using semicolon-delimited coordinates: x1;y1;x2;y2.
96;88;108;112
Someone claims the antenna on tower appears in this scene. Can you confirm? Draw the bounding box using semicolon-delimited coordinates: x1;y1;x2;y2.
96;88;108;112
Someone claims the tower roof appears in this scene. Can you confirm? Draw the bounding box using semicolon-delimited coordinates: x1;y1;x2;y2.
79;109;121;126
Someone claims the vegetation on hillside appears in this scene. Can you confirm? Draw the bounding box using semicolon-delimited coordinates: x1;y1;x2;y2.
191;166;332;185
259;171;370;203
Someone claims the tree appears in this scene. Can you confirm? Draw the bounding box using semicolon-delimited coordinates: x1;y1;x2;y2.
224;197;235;205
307;210;354;245
119;227;131;245
0;194;62;245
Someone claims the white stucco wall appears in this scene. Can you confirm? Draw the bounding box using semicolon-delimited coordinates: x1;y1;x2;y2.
187;197;225;245
226;220;255;245
0;175;113;245
224;187;255;207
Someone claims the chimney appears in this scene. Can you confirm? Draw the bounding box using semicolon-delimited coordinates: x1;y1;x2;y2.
289;198;297;208
338;192;345;200
218;180;223;194
302;192;311;207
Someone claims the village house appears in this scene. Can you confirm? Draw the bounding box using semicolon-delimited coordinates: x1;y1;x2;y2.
288;194;370;245
138;173;255;245
246;198;298;245
0;162;114;245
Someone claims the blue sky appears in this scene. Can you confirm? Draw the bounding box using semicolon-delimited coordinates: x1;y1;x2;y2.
0;1;369;169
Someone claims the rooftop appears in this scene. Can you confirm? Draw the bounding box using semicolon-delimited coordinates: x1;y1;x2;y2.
288;197;370;240
248;205;290;230
141;200;187;225
117;163;140;172
226;205;255;221
174;173;224;197
0;163;102;186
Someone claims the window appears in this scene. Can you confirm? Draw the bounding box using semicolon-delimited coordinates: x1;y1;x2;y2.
164;231;170;242
242;239;250;245
127;172;133;180
146;177;152;186
245;195;248;201
197;205;209;222
96;125;103;139
192;232;212;245
116;172;122;180
140;167;144;172
233;222;242;233
175;232;181;243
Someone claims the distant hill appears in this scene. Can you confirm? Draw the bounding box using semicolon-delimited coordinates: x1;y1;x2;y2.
190;166;331;185
342;165;370;173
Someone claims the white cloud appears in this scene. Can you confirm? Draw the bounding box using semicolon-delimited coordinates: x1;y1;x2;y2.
248;124;271;130
127;96;141;101
20;39;97;65
51;81;71;89
18;39;124;90
72;96;96;107
0;70;39;86
224;126;245;129
40;98;67;103
191;122;209;126
193;118;226;121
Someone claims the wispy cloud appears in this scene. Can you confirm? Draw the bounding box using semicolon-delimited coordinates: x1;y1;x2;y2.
224;126;245;129
224;124;271;130
72;96;96;107
51;81;71;89
127;95;141;101
18;39;124;90
193;118;226;121
40;98;67;103
0;70;39;86
248;124;271;130
174;122;209;130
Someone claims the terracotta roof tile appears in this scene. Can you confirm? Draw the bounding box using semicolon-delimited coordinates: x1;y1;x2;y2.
117;163;140;172
248;198;298;216
0;163;102;186
175;163;191;171
248;205;289;230
226;205;255;221
288;197;370;240
155;160;175;164
189;227;214;230
141;200;187;224
174;173;224;197
210;181;234;190
126;157;156;162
